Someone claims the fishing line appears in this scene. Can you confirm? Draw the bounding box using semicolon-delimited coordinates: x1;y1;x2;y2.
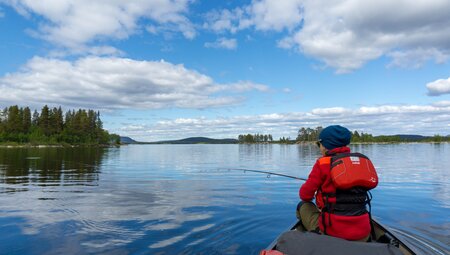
218;168;307;181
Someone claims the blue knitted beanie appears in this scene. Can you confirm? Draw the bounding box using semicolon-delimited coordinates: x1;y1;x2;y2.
318;125;352;150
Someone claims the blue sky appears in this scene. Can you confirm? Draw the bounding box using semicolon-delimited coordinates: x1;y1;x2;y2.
1;0;450;141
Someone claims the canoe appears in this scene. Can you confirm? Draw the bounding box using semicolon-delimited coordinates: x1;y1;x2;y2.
262;218;417;255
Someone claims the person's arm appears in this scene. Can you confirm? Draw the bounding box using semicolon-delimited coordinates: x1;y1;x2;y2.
299;160;322;201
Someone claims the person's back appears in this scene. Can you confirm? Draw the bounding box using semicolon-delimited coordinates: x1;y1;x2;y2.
297;125;377;241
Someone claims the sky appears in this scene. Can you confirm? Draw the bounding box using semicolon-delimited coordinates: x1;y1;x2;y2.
0;0;449;142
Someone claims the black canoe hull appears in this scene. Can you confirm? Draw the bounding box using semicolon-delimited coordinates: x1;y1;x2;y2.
266;218;416;255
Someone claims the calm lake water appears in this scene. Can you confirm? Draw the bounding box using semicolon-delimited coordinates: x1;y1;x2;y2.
0;144;449;255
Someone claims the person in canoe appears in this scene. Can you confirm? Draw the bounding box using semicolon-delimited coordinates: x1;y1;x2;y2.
297;125;378;241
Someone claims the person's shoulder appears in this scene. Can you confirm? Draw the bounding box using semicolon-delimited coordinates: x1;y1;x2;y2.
317;156;331;165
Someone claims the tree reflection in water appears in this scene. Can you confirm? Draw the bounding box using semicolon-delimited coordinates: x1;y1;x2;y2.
0;147;106;191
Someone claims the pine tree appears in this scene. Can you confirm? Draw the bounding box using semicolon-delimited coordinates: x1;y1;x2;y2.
96;111;103;129
32;110;39;126
7;105;21;133
39;105;50;136
55;107;64;133
23;107;31;133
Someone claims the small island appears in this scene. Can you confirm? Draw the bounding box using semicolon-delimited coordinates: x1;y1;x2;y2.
0;105;120;146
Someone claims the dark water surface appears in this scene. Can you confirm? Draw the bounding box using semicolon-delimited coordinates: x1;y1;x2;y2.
0;144;449;254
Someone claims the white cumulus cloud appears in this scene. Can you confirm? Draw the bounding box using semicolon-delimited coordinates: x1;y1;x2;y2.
204;0;303;33
427;77;450;96
0;56;269;110
289;0;450;72
204;38;237;50
248;0;303;31
2;0;195;52
205;0;450;73
433;101;450;107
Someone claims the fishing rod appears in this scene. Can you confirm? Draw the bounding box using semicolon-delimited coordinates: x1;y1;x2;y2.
219;168;307;181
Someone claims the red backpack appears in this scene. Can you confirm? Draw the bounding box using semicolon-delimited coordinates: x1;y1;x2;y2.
330;153;378;190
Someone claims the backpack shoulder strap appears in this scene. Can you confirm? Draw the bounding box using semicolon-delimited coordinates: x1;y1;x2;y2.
331;152;369;161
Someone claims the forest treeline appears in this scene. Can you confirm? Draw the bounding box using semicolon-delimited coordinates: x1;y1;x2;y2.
0;105;120;145
238;134;293;144
238;134;273;143
238;126;449;144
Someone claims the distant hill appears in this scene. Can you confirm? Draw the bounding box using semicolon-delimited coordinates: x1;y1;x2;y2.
395;134;429;141
146;137;238;144
120;136;138;144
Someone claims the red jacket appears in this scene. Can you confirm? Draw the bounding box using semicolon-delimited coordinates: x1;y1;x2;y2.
299;146;371;240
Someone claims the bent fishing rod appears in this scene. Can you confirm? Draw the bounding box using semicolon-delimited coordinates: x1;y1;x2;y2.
219;168;307;181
